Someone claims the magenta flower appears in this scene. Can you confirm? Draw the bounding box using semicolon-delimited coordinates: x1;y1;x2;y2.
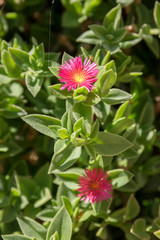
59;56;99;91
77;168;112;204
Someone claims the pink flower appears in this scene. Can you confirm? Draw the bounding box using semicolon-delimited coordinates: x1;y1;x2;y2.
59;56;99;91
77;168;112;204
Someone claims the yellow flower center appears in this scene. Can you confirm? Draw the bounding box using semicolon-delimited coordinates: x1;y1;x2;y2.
75;73;84;83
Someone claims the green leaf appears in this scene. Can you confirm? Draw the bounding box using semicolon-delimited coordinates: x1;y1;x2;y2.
34;163;52;189
99;156;113;168
49;142;81;172
92;201;101;215
122;174;141;192
34;187;52;208
62;11;79;28
105;60;116;72
48;84;73;99
114;101;131;121
46;206;72;240
90;119;99;139
23;203;40;219
83;92;100;106
79;210;93;222
154;1;160;28
73;102;93;132
1;40;10;52
2;235;32;240
103;4;121;29
61;109;72;134
123;124;137;143
94;69;117;97
89;25;107;41
94;49;101;65
73;86;88;103
32;43;44;67
94;132;133;156
139;24;160;58
50;232;59;240
56;183;75;207
0;142;22;158
1;206;17;223
22;114;61;139
102;51;111;66
110;118;134;135
9;48;31;71
71;133;86;146
103;42;118;54
61;0;82;14
84;0;102;15
58;128;70;139
154;216;160;228
15;175;39;200
99;198;112;214
124;194;140;221
38;61;58;77
77;30;102;45
84;144;96;159
54;168;83;180
0;117;8;136
108;169;134;189
131;218;150;240
0;145;8;152
115;51;131;74
9;82;24;97
62;52;73;64
108;208;126;224
139;24;152;43
81;47;90;58
103;88;132;105
73;94;86;103
116;0;134;7
25;72;43;97
71;134;86;148
96;225;108;239
54;139;67;153
17;216;47;240
154;230;160;239
126;232;141;240
112;28;127;43
73;117;84;132
0;12;8;37
138;101;154;125
1;104;26;119
54;168;83;189
45;52;60;62
1;50;22;77
93;101;110;124
49;62;61;78
62;196;73;216
145;36;160;59
37;207;60;222
119;33;142;49
0;67;14;85
135;3;150;28
142;155;160;175
49;125;61;139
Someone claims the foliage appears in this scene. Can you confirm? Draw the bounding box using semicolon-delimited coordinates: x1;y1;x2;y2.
0;0;160;240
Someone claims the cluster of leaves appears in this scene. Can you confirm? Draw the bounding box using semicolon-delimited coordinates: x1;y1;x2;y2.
0;0;160;240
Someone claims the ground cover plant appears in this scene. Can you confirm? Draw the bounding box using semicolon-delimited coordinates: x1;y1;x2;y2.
0;0;160;239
